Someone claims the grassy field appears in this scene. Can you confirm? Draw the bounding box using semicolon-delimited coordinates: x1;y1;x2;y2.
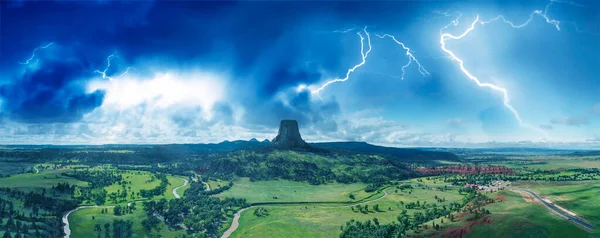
467;191;590;238
216;177;374;203
228;177;596;238
69;206;185;238
0;169;88;193
207;179;231;190
230;180;466;237
513;180;600;236
79;171;189;205
104;171;161;198
491;156;600;170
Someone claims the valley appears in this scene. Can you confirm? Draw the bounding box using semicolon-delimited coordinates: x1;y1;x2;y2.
0;140;598;238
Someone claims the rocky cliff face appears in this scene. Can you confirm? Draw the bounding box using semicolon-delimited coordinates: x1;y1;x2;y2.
271;120;309;148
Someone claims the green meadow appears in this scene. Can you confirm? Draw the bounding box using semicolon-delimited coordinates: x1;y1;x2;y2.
69;206;185;238
230;180;465;237
216;177;375;203
468;191;590;238
0;169;88;193
513;180;600;236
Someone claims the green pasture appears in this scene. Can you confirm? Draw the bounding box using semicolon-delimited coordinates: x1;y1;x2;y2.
81;171;188;205
207;179;231;190
216;177;374;203
69;206;184;238
230;180;466;237
468;190;590;238
492;156;600;170
514;180;600;235
0;169;88;193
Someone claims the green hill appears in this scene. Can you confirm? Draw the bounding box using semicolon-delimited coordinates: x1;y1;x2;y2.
205;147;419;185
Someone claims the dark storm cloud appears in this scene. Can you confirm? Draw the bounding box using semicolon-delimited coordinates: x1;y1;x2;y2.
1;1;355;124
0;58;105;123
245;90;340;132
1;1;431;128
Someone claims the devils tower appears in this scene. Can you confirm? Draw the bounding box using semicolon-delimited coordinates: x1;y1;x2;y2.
271;120;310;148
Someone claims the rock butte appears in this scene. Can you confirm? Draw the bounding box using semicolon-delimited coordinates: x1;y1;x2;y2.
271;120;310;148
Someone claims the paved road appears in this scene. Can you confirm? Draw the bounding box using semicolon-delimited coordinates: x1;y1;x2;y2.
172;178;189;199
516;189;594;231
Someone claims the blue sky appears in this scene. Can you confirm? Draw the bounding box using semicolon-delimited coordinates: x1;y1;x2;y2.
1;0;599;148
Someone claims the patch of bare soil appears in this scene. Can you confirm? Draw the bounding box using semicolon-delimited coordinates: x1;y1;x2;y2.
493;193;507;202
437;217;493;238
514;190;535;203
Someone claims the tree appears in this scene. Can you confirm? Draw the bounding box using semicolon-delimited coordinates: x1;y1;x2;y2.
114;205;122;216
104;223;110;238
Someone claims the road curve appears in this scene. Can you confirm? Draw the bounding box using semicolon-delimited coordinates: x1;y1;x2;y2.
173;178;189;199
515;189;594;231
220;188;390;238
64;177;189;238
63;205;104;238
221;207;250;238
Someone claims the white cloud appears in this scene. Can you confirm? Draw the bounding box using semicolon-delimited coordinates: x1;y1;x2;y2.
550;116;589;126
88;71;227;120
445;118;465;126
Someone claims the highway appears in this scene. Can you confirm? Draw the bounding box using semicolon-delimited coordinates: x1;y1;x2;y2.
516;189;594;231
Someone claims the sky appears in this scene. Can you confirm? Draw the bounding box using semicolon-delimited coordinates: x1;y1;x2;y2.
1;0;599;148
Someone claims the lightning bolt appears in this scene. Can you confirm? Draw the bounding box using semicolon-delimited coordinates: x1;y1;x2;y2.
311;26;430;94
19;42;54;65
333;27;357;33
375;34;430;80
439;0;572;134
311;27;372;95
435;9;463;33
94;53;135;81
